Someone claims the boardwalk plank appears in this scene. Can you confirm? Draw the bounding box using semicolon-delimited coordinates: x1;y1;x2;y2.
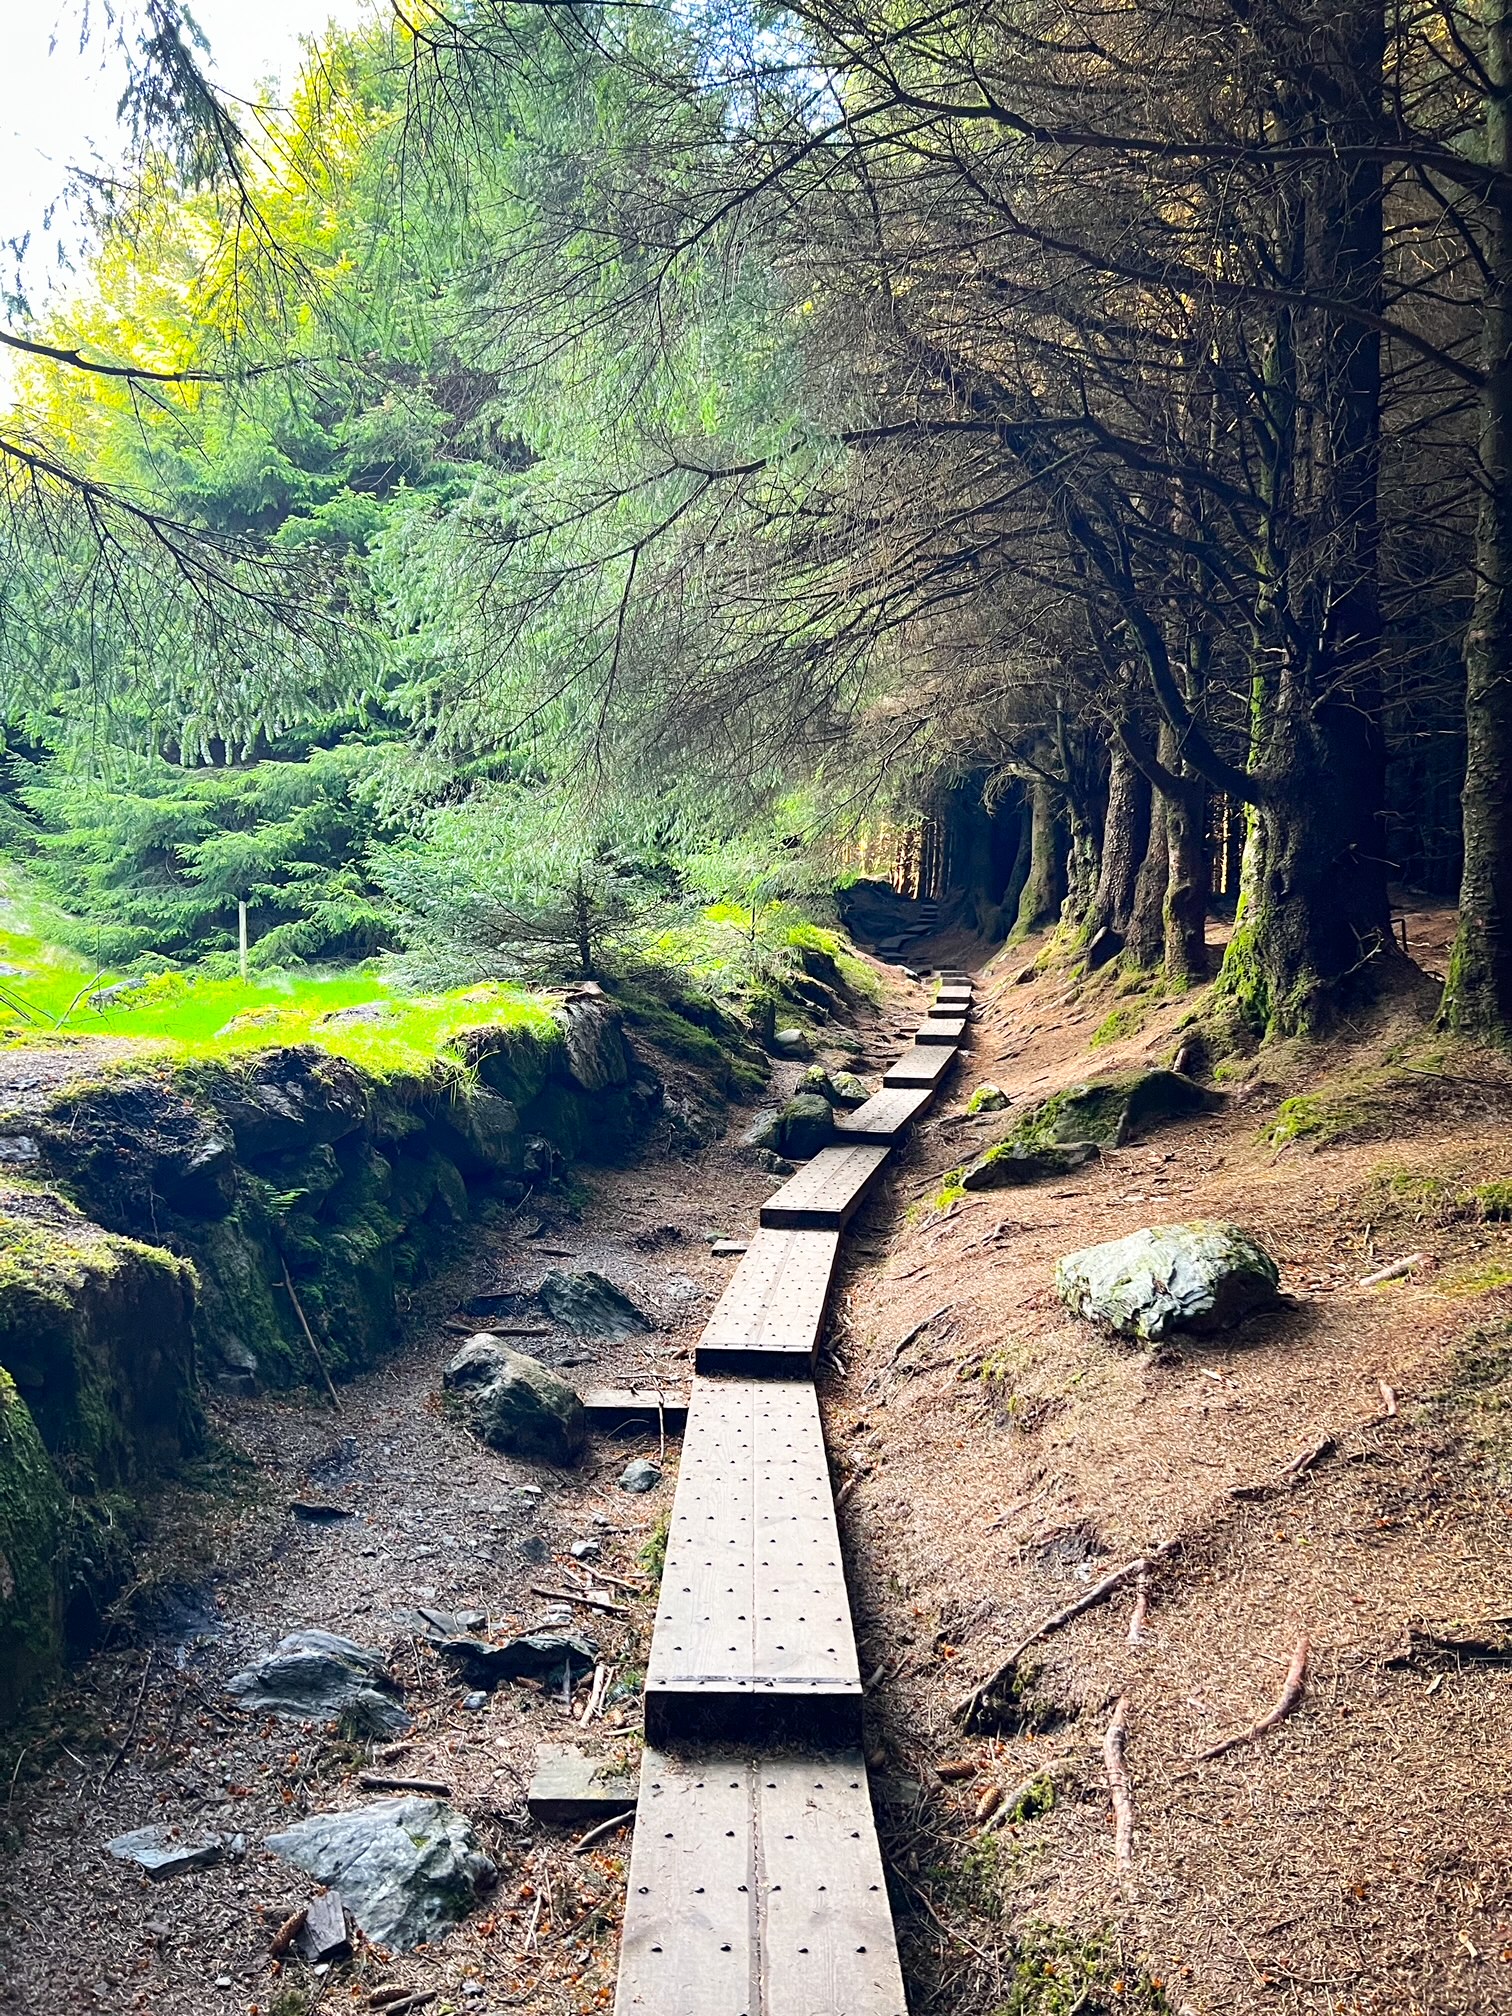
914;1017;966;1046
882;1043;958;1090
834;1085;935;1143
696;1228;840;1375
581;1388;689;1435
644;1378;861;1745
758;1143;891;1230
615;1750;906;2016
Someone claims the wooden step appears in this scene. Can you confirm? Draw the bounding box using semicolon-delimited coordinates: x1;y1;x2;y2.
527;1743;638;1823
758;1143;891;1230
614;1748;906;2016
835;1084;936;1143
914;1017;966;1046
696;1228;841;1376
643;1378;862;1745
582;1388;690;1435
883;1043;959;1090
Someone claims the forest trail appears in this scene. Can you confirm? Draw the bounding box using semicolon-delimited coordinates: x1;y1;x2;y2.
3;919;1510;2016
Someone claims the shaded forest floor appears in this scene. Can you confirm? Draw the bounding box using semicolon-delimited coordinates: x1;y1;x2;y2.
2;903;1509;2016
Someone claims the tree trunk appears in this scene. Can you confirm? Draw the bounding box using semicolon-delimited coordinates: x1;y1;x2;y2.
1001;793;1033;925
1163;775;1208;982
1443;0;1512;1039
1061;797;1100;935
1126;786;1169;967
1088;744;1150;943
1012;776;1065;937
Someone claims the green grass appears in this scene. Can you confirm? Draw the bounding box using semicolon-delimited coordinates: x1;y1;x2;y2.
0;914;555;1079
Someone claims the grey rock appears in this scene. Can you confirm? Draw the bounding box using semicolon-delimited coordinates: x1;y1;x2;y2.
89;977;151;1011
1007;1068;1220;1153
740;1108;784;1151
570;1538;601;1561
217;1049;367;1159
0;1134;40;1163
518;1534;549;1564
537;1268;653;1339
295;1886;350;1962
444;1337;587;1464
462;1691;488;1712
432;1088;522;1178
771;1027;807;1053
778;1091;836;1159
437;1631;598;1689
966;1082;1010;1114
961;1141;1099;1189
1056;1221;1282;1340
317;1002;399;1029
264;1797;496;1951
107;1824;224;1880
227;1630;409;1735
753;1149;796;1176
555;992;631;1092
828;1071;872;1107
619;1458;662;1494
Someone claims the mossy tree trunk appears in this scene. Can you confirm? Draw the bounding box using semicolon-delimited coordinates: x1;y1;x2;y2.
1443;0;1512;1041
1012;776;1066;937
1163;771;1208;983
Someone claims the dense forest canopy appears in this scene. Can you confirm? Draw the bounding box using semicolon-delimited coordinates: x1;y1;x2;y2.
2;0;1510;1044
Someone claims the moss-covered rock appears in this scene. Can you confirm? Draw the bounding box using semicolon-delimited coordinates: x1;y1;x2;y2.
1006;1068;1220;1152
961;1140;1099;1189
1056;1221;1280;1339
0;1368;68;1719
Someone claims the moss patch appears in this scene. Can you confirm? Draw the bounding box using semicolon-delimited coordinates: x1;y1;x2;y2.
0;1369;68;1718
1005;1070;1215;1153
995;1923;1174;2014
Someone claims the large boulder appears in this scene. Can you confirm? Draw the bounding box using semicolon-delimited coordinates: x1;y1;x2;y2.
1007;1069;1219;1152
778;1092;836;1159
226;1630;410;1735
429;1089;522;1179
444;1338;587;1463
212;1049;367;1160
961;1141;1099;1189
740;1109;784;1152
1055;1221;1281;1340
537;1269;653;1339
554;991;632;1092
264;1797;495;1950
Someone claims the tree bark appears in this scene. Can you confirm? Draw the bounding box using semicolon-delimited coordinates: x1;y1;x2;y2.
1126;773;1170;968
1163;773;1208;982
1012;775;1065;937
1443;0;1512;1039
1088;743;1151;944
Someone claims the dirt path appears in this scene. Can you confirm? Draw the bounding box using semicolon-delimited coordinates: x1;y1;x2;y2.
0;982;918;2016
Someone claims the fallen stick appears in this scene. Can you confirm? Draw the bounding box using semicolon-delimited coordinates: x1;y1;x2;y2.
956;1543;1179;1725
889;1305;953;1366
530;1585;630;1618
1193;1635;1310;1765
570;1807;635;1855
1358;1252;1432;1288
98;1648;154;1793
1102;1695;1135;1874
279;1259;342;1412
357;1773;451;1796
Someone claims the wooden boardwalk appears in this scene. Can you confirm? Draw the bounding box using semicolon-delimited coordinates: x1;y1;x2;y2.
697;1227;841;1375
612;971;973;2015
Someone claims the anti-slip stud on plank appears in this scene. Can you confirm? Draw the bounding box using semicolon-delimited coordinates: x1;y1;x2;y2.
883;1043;958;1090
614;1748;908;2016
582;1388;690;1436
835;1084;936;1143
758;1143;892;1230
914;1017;966;1046
643;1378;862;1747
696;1228;841;1376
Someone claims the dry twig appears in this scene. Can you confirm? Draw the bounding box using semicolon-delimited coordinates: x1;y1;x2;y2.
279;1258;342;1411
571;1807;634;1854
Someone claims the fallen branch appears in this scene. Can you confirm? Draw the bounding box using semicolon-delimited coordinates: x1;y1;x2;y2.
279;1259;342;1412
1358;1252;1432;1288
569;1807;635;1855
1193;1635;1311;1765
889;1305;953;1367
956;1543;1179;1726
98;1649;154;1793
357;1773;451;1796
1102;1695;1135;1874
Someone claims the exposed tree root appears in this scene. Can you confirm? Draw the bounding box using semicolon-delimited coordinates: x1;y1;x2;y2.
956;1544;1179;1726
1193;1634;1311;1765
1103;1694;1135;1874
